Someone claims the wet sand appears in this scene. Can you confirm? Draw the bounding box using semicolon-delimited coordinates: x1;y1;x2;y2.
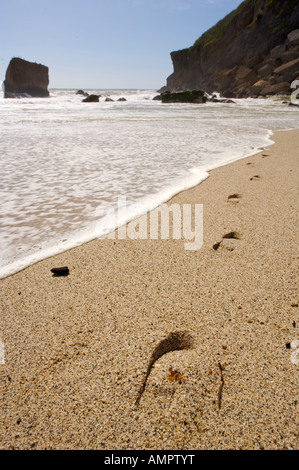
0;129;298;450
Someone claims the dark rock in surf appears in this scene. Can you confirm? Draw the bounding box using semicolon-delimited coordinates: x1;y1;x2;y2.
160;89;206;104
76;89;89;97
82;94;100;102
207;96;236;103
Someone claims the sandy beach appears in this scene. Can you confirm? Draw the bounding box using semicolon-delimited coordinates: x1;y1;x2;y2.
0;128;298;450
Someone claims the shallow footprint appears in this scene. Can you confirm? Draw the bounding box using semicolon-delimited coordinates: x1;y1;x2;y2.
223;231;242;240
227;193;242;203
250;175;261;181
213;231;242;251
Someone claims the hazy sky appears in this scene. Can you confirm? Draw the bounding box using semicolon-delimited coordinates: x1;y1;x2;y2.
1;0;243;89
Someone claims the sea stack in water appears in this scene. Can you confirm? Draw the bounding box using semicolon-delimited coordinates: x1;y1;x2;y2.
4;57;49;98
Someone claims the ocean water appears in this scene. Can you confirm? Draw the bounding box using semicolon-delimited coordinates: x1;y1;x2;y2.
0;88;299;278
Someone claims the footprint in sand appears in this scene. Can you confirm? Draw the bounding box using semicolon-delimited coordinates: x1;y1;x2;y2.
213;231;242;252
135;331;194;407
250;175;261;181
227;193;242;203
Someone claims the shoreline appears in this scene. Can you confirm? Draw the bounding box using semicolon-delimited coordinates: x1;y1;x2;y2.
0;128;298;450
0;125;277;281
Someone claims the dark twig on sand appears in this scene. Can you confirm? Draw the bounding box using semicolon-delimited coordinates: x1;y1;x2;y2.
217;362;224;410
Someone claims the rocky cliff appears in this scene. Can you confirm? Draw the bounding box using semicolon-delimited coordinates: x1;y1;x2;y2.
4;58;49;98
164;0;299;98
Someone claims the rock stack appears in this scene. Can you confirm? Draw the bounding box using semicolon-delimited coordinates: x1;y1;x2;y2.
4;57;49;98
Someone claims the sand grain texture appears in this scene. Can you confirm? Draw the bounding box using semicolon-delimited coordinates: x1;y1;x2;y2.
0;129;298;450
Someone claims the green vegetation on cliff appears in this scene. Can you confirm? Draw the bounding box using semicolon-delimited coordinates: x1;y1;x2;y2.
267;0;299;17
166;0;299;98
193;0;298;50
193;0;252;49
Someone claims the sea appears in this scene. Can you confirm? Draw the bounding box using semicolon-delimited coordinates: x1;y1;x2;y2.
1;88;299;279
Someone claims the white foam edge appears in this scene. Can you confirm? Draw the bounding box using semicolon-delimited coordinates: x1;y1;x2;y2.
0;168;209;280
0;128;278;280
202;129;275;172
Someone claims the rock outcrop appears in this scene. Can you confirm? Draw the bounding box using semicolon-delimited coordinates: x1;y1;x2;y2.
76;89;89;97
82;94;100;102
160;90;207;103
4;58;49;98
163;0;299;98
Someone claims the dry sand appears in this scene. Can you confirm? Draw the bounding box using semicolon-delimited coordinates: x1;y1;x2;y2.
0;129;298;450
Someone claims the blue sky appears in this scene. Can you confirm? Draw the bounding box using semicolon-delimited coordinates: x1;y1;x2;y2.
1;0;243;89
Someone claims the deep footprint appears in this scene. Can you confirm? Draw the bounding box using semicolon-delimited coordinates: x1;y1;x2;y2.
135;331;194;407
